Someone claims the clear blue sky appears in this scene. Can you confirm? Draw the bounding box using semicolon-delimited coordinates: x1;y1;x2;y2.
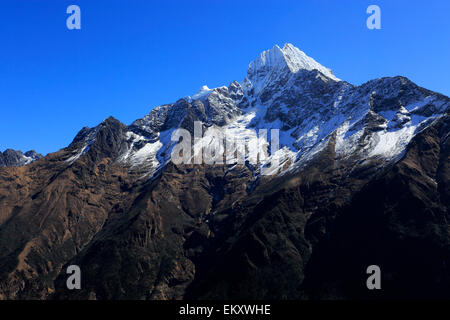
1;0;449;155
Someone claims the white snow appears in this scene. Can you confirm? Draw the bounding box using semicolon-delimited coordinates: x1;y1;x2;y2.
192;85;213;100
65;145;90;164
131;140;162;167
368;126;417;159
247;43;340;83
282;43;340;81
118;131;163;169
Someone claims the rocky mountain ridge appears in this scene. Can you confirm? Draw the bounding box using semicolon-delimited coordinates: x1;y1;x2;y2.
5;44;448;181
0;149;42;167
0;43;448;300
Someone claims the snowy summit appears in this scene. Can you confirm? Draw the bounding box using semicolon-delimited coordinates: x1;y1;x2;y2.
248;43;340;81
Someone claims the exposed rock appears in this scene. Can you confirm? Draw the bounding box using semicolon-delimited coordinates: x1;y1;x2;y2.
0;43;448;300
0;149;42;167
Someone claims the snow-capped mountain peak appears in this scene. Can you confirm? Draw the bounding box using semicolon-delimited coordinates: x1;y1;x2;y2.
247;43;340;83
55;43;448;181
192;85;213;100
282;43;339;80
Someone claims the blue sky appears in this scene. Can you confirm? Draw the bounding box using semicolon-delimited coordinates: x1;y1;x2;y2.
1;0;449;155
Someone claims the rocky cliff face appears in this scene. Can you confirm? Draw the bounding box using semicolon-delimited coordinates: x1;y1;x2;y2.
0;149;42;167
0;44;448;300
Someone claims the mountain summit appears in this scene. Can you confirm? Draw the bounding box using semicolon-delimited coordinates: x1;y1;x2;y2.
0;149;42;167
0;44;449;300
247;43;340;83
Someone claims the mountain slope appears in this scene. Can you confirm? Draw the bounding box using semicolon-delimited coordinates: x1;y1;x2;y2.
0;43;448;300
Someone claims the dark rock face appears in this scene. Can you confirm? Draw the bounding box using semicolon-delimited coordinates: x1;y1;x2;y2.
302;116;450;299
1;115;448;300
0;149;42;167
0;44;448;300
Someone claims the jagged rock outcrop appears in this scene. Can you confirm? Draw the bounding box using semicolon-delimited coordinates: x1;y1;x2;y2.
0;149;42;167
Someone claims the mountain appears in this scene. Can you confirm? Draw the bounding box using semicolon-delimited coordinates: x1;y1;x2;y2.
0;44;448;300
0;149;42;167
